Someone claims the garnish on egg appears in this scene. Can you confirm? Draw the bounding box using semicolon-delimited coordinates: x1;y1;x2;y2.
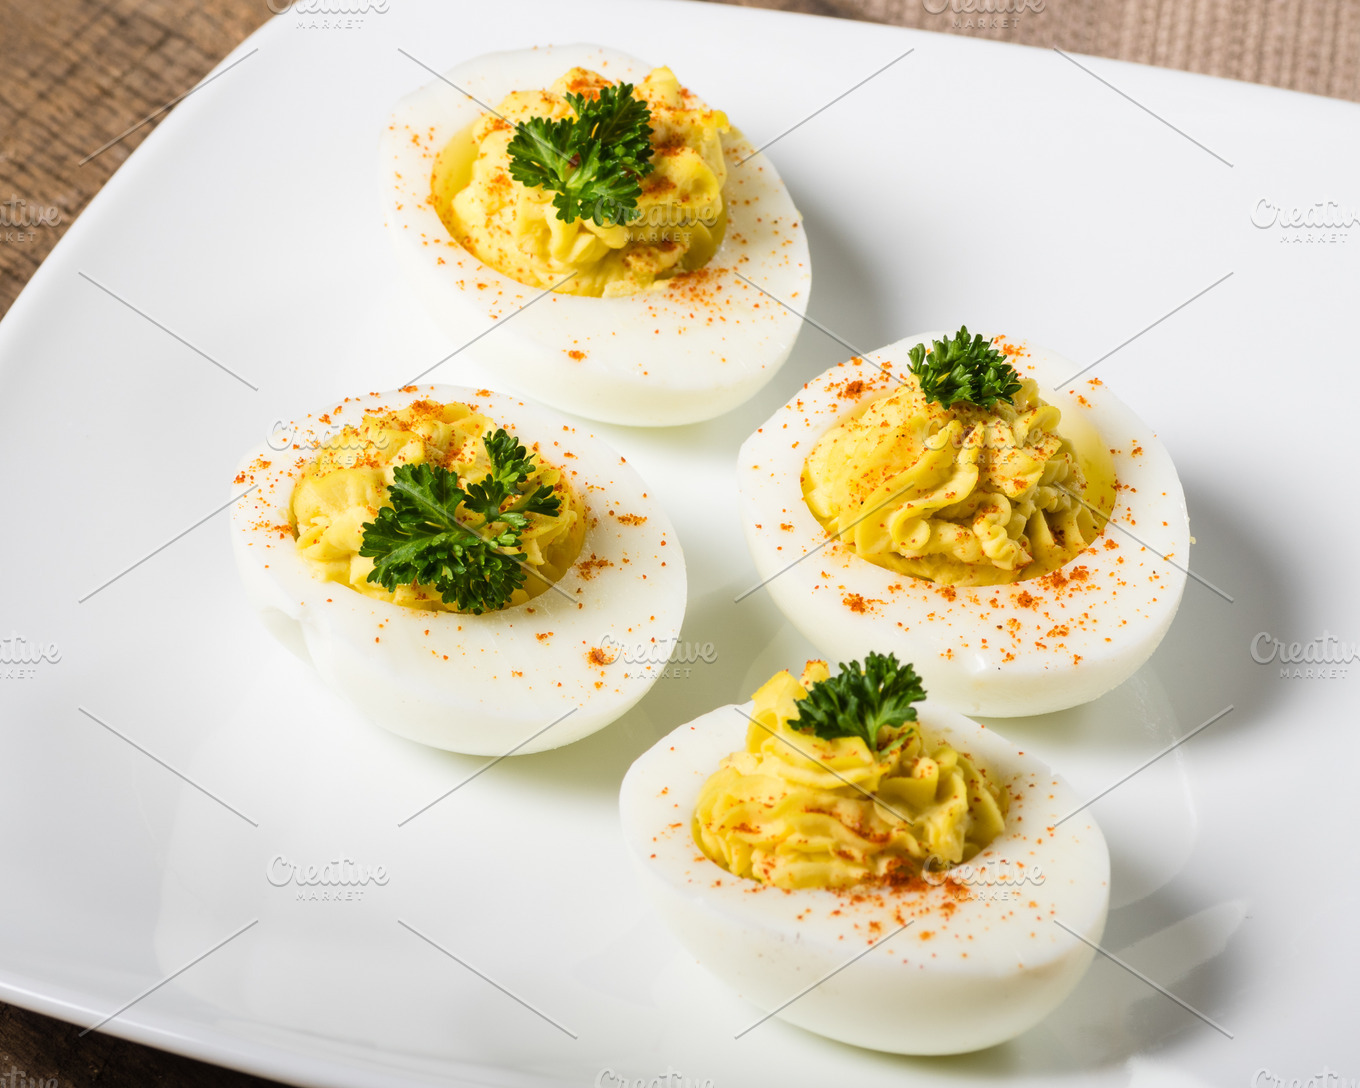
620;672;1111;1053
385;45;810;425
507;82;655;226
790;651;925;753
434;63;732;299
739;333;1187;716
359;427;562;615
802;331;1102;588
290;399;584;615
908;325;1023;410
692;657;1006;891
234;385;687;755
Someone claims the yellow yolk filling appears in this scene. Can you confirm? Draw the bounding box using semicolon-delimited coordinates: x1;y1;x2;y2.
290;399;584;611
803;373;1114;586
693;662;1007;890
432;66;730;298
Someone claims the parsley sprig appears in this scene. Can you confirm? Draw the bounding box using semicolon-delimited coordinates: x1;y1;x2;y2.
506;83;654;226
790;652;927;753
908;326;1023;410
358;429;561;615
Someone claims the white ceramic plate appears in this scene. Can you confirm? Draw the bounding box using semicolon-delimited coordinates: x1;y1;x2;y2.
1;1;1356;1085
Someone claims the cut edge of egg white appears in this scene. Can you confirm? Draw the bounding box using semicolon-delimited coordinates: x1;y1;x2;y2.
738;333;1191;717
620;699;1110;1055
230;385;686;756
378;43;811;427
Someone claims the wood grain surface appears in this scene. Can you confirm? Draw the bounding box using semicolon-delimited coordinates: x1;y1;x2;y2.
0;0;1355;1083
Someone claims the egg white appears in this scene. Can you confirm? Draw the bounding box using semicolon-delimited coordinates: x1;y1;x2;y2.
230;384;686;755
738;333;1190;717
379;43;811;427
620;699;1109;1055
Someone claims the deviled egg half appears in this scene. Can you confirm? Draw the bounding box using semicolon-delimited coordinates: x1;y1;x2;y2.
381;43;810;426
231;385;685;755
738;329;1189;716
620;654;1109;1054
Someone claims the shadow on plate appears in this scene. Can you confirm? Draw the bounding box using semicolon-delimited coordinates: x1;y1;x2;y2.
477;575;800;803
1147;473;1299;740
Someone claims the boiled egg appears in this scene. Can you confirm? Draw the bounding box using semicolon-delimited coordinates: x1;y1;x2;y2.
230;384;685;755
380;43;811;426
738;333;1190;716
620;691;1110;1054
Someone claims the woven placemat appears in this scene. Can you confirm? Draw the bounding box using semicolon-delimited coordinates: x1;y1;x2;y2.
713;0;1360;100
0;0;1354;1083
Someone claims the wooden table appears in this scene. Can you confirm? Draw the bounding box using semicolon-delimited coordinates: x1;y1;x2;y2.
0;0;1355;1082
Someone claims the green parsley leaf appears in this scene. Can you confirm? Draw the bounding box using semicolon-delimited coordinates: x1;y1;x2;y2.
564;85;653;171
907;326;1023;410
464;427;561;529
506;82;654;226
358;429;562;615
790;652;927;752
